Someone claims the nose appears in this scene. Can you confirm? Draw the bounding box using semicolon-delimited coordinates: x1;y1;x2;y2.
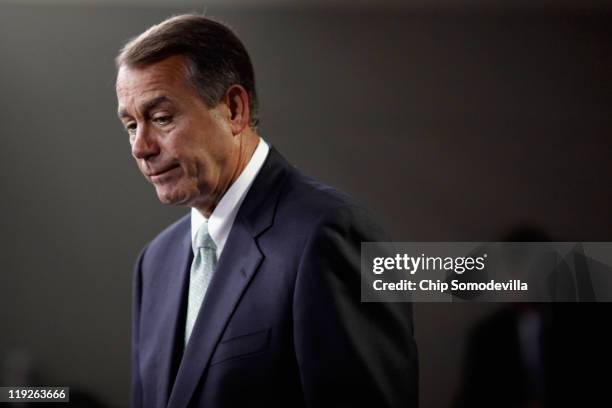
131;124;160;161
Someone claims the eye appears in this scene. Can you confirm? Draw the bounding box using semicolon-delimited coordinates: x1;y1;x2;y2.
125;122;137;135
153;115;172;126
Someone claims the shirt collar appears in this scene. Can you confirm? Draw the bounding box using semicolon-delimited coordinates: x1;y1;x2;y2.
191;137;270;256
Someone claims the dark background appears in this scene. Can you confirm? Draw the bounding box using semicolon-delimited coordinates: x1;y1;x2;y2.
0;2;610;407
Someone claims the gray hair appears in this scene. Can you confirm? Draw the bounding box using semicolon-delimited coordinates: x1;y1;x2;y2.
116;14;259;128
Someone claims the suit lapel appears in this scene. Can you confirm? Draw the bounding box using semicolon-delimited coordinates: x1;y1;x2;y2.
166;147;290;408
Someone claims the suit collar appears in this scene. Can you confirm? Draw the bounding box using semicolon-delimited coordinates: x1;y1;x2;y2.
237;146;290;237
166;146;290;408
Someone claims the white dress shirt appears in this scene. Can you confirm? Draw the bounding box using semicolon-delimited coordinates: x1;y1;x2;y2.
191;138;269;258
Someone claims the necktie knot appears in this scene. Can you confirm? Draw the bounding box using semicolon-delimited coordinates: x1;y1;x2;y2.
194;222;216;251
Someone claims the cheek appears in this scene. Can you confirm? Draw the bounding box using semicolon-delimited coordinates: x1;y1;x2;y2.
165;132;215;177
164;132;192;160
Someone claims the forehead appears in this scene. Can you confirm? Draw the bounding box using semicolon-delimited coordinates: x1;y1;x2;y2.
116;55;193;106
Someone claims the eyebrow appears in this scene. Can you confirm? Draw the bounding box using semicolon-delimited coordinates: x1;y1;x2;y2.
117;95;172;120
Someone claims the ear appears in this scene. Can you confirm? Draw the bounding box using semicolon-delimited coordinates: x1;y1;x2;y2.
222;84;250;136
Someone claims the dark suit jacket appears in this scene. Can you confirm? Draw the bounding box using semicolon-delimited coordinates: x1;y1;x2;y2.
132;148;419;408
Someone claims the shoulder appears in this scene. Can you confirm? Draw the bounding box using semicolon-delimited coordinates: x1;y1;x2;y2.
150;212;190;247
137;213;190;264
276;166;389;242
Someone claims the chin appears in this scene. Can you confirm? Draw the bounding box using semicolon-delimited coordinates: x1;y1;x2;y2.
155;188;191;207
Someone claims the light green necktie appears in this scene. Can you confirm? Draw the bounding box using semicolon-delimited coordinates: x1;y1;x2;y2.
185;221;217;346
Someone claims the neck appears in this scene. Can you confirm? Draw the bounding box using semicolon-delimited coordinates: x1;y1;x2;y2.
195;130;260;218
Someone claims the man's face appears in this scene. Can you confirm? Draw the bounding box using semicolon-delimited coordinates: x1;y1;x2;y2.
116;55;239;211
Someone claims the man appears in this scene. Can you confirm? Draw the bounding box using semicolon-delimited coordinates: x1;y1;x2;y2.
116;14;418;408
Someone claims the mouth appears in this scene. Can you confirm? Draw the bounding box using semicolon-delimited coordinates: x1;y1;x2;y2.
147;164;181;181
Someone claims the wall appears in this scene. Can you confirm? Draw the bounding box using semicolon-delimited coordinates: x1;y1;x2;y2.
0;4;610;407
